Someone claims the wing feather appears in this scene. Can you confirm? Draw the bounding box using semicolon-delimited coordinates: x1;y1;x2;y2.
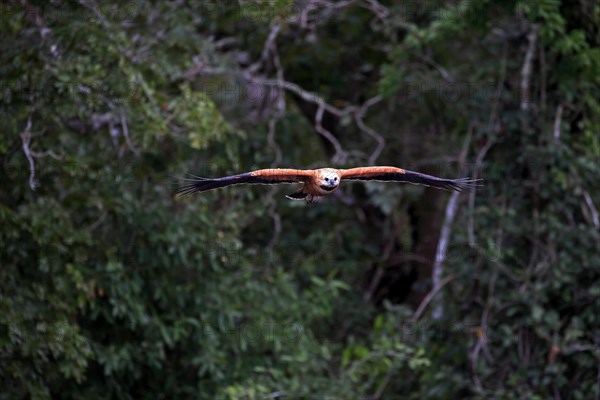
339;166;481;192
175;168;312;197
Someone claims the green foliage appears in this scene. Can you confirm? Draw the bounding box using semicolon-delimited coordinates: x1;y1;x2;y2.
1;0;599;399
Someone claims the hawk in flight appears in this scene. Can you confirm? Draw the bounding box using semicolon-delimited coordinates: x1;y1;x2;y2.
175;167;481;203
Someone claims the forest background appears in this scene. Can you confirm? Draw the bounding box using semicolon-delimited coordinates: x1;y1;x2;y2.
1;0;599;399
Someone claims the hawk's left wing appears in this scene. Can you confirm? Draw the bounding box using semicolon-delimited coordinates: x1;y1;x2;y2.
175;168;313;197
339;166;480;192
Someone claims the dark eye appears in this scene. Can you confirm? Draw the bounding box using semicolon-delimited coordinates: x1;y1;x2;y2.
334;177;338;181
325;177;329;182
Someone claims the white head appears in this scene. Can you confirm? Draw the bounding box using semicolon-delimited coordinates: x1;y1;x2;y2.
317;168;340;191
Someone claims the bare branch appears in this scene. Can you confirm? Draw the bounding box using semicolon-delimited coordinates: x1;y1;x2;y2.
520;26;538;111
360;0;389;20
249;23;282;74
431;192;460;320
295;0;357;29
354;95;385;165
553;103;564;142
275;79;354;117
78;0;111;29
431;131;472;319
195;68;383;165
20;116;37;191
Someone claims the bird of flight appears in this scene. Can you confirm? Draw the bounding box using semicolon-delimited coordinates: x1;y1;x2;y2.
175;167;481;203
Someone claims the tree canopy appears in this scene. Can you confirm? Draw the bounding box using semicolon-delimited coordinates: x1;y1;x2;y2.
1;1;599;399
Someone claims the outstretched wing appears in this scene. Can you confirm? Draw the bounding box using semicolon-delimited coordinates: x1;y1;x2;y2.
339;166;481;192
175;168;313;197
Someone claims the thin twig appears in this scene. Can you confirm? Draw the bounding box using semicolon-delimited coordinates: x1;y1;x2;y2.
372;365;395;400
580;188;600;228
595;357;600;400
249;22;281;74
87;209;108;232
267;194;282;253
470;269;497;388
271;40;286;114
468;134;494;245
266;118;283;253
472;244;523;282
470;336;483;389
354;95;385;165
539;45;547;112
264;27;285;254
363;226;395;303
267;118;283;166
30;149;63;160
120;110;140;155
78;0;110;29
315;103;347;163
411;274;458;321
413;52;455;83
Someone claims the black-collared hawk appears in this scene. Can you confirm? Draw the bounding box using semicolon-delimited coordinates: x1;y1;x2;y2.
175;167;481;203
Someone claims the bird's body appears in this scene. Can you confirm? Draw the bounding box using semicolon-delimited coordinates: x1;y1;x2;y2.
175;166;480;203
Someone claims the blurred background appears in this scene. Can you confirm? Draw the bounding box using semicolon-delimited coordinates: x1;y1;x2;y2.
1;1;599;399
